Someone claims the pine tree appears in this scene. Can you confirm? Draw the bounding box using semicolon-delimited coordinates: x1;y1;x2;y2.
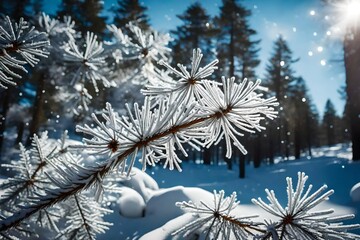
0;0;33;153
58;0;107;38
111;0;150;31
323;99;338;146
0;15;49;157
170;2;216;66
79;0;107;38
322;0;360;160
290;77;318;159
215;0;260;80
169;2;217;165
57;0;83;30
343;25;360;160
215;0;260;173
0;14;359;239
264;36;298;162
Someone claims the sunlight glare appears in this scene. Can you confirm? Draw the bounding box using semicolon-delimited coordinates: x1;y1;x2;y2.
335;0;360;28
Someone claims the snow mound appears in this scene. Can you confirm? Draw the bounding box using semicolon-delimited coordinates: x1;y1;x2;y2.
117;187;146;218
140;213;196;240
350;182;360;202
146;186;213;220
119;167;159;201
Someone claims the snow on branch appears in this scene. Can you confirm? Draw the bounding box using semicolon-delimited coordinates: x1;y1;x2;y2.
252;172;360;239
62;31;114;92
143;48;219;103
0;16;49;88
172;173;360;239
174;190;261;239
55;194;112;240
0;57;278;232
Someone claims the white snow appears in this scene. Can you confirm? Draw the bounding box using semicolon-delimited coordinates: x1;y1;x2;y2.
2;144;359;239
118;167;159;201
350;182;360;202
116;187;146;218
97;143;360;239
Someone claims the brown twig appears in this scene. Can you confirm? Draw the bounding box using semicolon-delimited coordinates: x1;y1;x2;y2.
0;106;234;232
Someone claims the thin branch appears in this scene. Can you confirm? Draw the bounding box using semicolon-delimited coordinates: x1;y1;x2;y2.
0;107;231;232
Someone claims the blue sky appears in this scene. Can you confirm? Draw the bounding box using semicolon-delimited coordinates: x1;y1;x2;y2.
45;0;345;117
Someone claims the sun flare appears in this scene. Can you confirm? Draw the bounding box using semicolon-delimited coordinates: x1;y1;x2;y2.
333;0;360;30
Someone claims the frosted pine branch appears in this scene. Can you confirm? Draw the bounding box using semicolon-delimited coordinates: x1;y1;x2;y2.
62;31;113;92
55;194;112;240
252;172;360;239
0;71;277;231
143;48;219;104
0;16;49;88
174;190;261;239
198;77;278;157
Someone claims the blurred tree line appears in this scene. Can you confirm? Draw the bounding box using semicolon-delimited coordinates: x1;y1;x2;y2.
0;0;353;178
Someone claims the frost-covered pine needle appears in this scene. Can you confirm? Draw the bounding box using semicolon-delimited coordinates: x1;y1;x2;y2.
144;48;218;104
198;76;278;158
0;16;49;88
62;31;113;92
174;190;260;239
252;172;360;239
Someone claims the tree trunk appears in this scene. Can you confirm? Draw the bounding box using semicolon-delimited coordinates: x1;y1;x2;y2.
306;113;312;158
344;31;360;160
269;125;274;164
26;72;46;146
15;121;24;145
229;12;235;77
225;157;233;170
294;121;301;159
253;136;262;168
239;154;245;178
203;147;211;165
0;90;11;159
284;119;290;160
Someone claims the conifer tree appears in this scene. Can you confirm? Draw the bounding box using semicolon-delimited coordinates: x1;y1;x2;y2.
111;0;150;31
170;2;216;66
58;0;107;38
79;0;107;38
343;20;360;160
215;0;260;80
264;36;298;162
169;3;218;165
214;0;260;172
323;99;338;146
0;2;44;157
57;0;82;24
290;77;318;159
322;0;360;160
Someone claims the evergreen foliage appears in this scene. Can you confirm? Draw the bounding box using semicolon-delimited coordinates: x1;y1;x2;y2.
111;0;150;31
322;99;338;146
58;0;107;38
0;2;359;239
170;2;216;66
215;0;260;80
264;36;298;162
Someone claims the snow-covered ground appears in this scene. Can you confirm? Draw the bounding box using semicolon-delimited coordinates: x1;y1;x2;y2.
1;144;359;239
99;143;360;239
